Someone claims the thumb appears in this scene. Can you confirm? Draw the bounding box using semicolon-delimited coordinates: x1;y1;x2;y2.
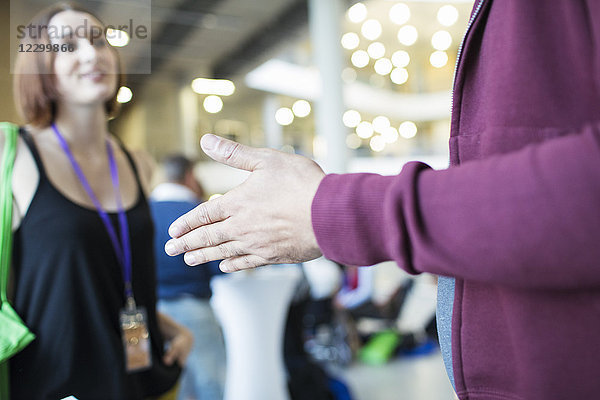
201;134;266;172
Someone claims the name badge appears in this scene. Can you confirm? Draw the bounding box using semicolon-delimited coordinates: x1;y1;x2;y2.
120;306;152;373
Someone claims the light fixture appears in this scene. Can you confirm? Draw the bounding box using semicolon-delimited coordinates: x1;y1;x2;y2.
367;42;386;59
430;51;449;68
292;100;311;118
391;50;410;67
382;126;399;143
397;25;418;46
374;58;393;75
399;121;417;138
389;3;410;25
342;67;358;83
437;5;459;27
356;121;374;139
361;19;382;41
116;86;133;103
192;78;235;96
372;116;390;133
431;30;452;51
347;3;367;23
390;68;409;85
369;135;386;152
351;50;370;68
106;29;129;47
341;32;360;50
275;107;294;125
346;134;362;149
203;95;223;113
343;110;362;128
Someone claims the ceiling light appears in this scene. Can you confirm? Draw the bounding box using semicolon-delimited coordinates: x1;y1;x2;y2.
356;121;374;139
192;78;235;96
431;30;452;51
343;110;362;128
361;19;382;41
275;107;294;125
391;50;410;67
370;135;386;152
399;121;417;138
351;50;370;68
346;134;362;149
389;3;410;25
116;86;132;103
203;95;223;113
341;32;360;50
437;5;459;27
372;116;390;133
347;3;367;23
374;58;393;75
390;68;409;85
106;29;129;47
382;126;399;143
292;100;311;117
397;25;418;46
367;42;386;59
430;51;449;68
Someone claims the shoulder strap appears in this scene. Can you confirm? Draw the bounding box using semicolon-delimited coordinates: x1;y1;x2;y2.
111;135;146;200
0;122;18;306
19;127;47;180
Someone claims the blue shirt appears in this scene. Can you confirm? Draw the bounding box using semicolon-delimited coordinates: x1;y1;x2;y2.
150;200;222;300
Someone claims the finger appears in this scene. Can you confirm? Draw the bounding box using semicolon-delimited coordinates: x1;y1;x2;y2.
183;241;245;266
165;221;230;257
219;254;269;273
168;195;228;238
200;134;270;172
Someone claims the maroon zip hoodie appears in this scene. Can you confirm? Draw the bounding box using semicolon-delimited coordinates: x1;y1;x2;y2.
311;0;600;399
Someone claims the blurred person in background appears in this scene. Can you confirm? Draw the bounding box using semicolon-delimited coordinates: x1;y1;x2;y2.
166;1;600;399
150;154;225;400
3;3;192;399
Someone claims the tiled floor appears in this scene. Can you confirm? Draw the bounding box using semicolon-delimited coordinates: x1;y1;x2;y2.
337;349;457;400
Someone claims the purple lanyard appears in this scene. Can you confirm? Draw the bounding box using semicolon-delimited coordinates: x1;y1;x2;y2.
51;123;134;301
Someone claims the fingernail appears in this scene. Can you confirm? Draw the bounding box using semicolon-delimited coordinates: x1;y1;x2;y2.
184;253;198;266
201;134;218;151
168;223;183;238
165;241;176;256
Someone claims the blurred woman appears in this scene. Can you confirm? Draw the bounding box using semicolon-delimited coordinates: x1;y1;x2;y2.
3;3;192;399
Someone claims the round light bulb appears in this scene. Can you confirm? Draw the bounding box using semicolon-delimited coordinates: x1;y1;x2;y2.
389;3;410;25
203;95;223;113
437;5;459;27
431;30;452;51
351;50;370;68
390;68;409;85
361;19;382;41
397;25;418;46
343;110;362;128
430;51;449;68
275;107;294;125
374;58;393;75
341;32;360;50
347;3;367;23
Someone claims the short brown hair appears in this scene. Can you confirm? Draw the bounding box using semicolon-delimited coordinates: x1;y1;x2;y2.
13;2;125;127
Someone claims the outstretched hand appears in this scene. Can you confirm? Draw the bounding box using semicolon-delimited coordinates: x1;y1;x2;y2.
165;134;325;272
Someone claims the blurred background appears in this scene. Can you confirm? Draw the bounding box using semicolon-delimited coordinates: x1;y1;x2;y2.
1;0;475;399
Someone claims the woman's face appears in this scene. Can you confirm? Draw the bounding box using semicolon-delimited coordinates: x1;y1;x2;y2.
49;11;118;108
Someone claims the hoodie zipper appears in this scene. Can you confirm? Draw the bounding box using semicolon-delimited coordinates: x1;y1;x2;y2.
450;0;486;114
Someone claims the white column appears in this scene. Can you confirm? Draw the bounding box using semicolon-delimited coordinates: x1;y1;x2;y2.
308;0;348;173
262;94;283;149
179;86;200;158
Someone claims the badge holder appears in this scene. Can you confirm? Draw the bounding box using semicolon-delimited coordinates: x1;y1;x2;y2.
120;296;152;373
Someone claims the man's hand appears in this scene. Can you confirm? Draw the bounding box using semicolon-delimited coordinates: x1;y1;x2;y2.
165;134;325;272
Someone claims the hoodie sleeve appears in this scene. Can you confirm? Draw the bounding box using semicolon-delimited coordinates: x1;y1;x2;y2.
311;122;600;289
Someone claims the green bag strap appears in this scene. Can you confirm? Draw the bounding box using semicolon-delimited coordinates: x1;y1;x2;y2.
0;122;18;400
0;122;18;307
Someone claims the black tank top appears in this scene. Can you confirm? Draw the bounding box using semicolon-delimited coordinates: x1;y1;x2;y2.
10;129;180;400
